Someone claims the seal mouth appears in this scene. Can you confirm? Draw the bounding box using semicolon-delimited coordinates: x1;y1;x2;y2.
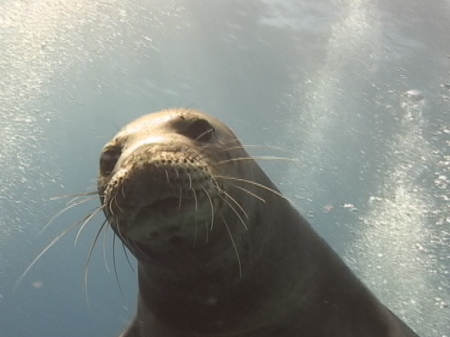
145;196;185;212
121;187;220;241
135;195;199;220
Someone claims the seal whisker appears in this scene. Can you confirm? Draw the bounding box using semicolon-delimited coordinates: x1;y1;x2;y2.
74;206;105;248
218;175;303;209
108;194;116;216
120;239;135;273
187;171;193;191
220;143;293;154
111;217;122;237
40;194;98;234
14;218;84;290
165;169;170;183
215;156;297;166
113;191;125;213
111;218;132;261
216;175;285;200
49;191;98;201
218;193;249;231
128;240;151;261
230;184;266;204
190;184;199;211
217;138;241;147
83;218;109;305
20;207;103;289
220;190;249;220
201;186;215;232
178;185;183;210
111;232;126;298
102;220;111;274
195;128;214;141
219;212;242;278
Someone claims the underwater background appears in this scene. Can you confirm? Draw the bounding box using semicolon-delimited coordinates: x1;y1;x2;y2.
0;0;449;336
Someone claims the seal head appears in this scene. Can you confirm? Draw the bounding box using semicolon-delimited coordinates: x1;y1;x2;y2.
98;109;261;272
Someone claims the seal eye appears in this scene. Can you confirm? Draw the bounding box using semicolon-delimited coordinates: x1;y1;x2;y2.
100;148;121;176
181;118;215;142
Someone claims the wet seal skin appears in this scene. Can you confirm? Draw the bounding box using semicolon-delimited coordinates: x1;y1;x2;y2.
98;109;420;337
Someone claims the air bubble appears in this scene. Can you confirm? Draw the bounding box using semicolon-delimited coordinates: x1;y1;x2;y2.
401;89;426;120
403;89;425;101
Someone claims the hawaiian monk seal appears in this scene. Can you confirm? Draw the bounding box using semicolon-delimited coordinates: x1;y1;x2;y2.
97;109;420;337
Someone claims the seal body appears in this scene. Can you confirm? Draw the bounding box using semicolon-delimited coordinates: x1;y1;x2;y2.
97;109;420;337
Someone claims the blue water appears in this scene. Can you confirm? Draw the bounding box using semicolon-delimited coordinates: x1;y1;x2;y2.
1;0;449;336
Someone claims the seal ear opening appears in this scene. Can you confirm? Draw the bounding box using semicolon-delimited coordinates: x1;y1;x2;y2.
99;147;121;176
179;118;215;143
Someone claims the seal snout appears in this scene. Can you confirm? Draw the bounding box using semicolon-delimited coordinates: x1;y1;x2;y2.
96;110;246;244
100;142;221;242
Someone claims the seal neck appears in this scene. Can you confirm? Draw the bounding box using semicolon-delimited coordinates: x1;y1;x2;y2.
132;198;316;336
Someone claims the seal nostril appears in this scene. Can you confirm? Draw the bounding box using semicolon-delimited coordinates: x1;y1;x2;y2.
100;148;121;176
181;118;215;142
